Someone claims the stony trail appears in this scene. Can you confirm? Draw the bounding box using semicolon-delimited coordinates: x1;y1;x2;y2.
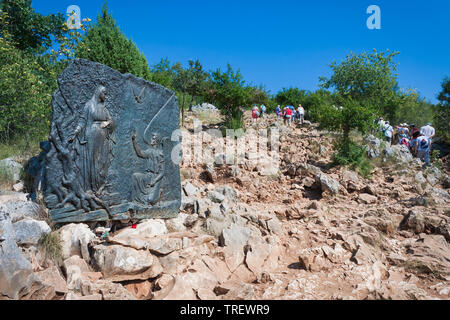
0;111;449;300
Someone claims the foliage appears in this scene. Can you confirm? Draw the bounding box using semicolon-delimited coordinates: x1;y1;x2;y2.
172;60;208;126
316;94;375;175
0;10;56;143
204;64;252;129
0;0;65;54
333;139;373;177
319;49;400;122
434;77;450;143
316;95;375;141
302;89;335;122
274;87;307;107
151;57;176;89
75;2;151;80
392;89;434;128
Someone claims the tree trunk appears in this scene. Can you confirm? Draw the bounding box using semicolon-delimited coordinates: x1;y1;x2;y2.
188;95;194;112
181;94;186;128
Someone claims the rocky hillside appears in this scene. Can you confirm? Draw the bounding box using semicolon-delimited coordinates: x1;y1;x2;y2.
1;111;449;300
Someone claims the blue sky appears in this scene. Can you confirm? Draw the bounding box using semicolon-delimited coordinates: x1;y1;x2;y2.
34;0;450;103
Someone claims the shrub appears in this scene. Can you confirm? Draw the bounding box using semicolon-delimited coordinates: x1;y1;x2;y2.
39;231;62;264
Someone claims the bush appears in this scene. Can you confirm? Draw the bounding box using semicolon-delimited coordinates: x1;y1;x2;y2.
333;139;373;177
39;231;62;264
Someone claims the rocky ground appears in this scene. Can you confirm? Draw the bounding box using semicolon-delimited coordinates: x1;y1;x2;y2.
1;111;449;300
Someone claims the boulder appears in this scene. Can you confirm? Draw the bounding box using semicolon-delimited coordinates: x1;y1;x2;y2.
364;135;381;158
205;205;232;237
297;163;322;177
404;235;450;277
93;244;162;282
62;255;91;290
113;219;168;241
123;280;153;300
219;224;251;248
0;199;41;223
315;173;341;195
415;171;427;185
13;219;51;246
183;182;198;197
358;193;377;204
0;214;42;299
214;186;239;203
153;275;197;300
165;213;188;233
0;158;22;182
35;266;68;294
400;211;425;234
207;191;225;203
425;167;442;186
58;223;96;262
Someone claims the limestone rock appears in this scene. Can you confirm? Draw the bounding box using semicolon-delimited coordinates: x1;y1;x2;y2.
58;223;96;262
0;199;41;223
36;266;68;294
183;182;199;197
13;219;51;246
0;215;42;299
165;213;188;233
153;275;197;300
316;173;341;195
358;193;377;204
93;244;162;282
404;235;450;277
0;158;22;182
219;224;251;248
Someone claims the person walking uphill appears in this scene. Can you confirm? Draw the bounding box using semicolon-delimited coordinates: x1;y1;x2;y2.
260;104;266;118
297;104;305;125
252;105;259;124
384;121;394;145
416;133;431;167
284;106;293;126
275;105;282;118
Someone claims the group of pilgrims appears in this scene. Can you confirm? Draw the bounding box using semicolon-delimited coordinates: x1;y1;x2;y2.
376;118;436;167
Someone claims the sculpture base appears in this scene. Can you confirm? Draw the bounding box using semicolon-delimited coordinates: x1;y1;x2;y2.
49;200;180;223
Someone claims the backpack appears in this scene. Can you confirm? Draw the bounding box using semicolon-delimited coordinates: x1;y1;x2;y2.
420;139;428;149
400;138;409;148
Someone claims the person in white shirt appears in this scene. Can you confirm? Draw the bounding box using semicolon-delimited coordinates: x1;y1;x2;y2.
384;121;393;144
420;122;435;155
296;104;305;124
420;123;435;139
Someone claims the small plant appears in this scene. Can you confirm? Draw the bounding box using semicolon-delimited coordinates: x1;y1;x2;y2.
0;163;14;186
39;231;62;264
431;149;443;169
332;139;373;178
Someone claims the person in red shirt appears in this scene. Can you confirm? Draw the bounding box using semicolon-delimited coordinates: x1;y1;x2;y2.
284;107;292;126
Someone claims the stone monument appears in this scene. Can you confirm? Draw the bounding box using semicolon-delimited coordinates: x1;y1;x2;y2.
44;59;181;223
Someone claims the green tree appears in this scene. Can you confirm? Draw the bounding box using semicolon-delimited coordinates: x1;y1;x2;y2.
75;2;151;80
204;64;252;130
316;95;375;174
172;59;208;127
172;62;190;128
0;0;65;53
151;57;176;89
319;49;400;122
185;59;208;111
275;87;307;107
435;77;450;143
0;11;55;143
300;89;335;122
393;90;433;128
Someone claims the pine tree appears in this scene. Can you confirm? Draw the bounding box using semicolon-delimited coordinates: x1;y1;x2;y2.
75;2;151;80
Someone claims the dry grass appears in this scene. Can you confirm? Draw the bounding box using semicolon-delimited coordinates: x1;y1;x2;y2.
39;231;62;264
